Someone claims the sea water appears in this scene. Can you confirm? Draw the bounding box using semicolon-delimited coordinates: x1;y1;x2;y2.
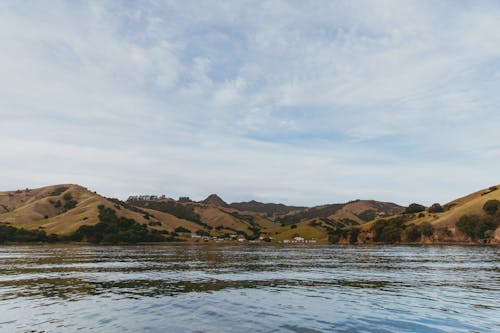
0;245;498;332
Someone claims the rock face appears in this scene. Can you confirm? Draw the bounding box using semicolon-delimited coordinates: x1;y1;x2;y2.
202;194;229;208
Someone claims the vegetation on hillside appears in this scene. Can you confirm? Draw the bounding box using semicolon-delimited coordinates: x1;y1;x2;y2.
404;203;426;214
129;199;210;228
454;200;500;241
70;206;173;244
48;186;69;197
456;215;498;240
49;192;78;213
0;225;59;243
372;217;407;242
276;204;344;225
428;203;444;213
483;199;500;216
404;222;434;242
62;193;78;212
228;200;306;217
329;215;436;244
226;211;261;239
174;226;192;233
2;183;500;245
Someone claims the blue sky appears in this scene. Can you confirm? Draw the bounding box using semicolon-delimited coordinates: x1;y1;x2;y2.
1;0;500;206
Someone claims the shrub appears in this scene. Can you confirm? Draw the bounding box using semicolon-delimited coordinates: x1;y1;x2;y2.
481;186;498;196
49;187;69;197
483;200;500;216
148;221;161;226
349;227;360;244
372;217;406;242
420;222;434;237
195;229;210;236
63;200;77;211
405;224;421;242
328;228;347;244
404;222;434;242
308;220;322;227
357;210;377;222
456;215;498;240
0;225;59;243
428;203;444;213
437;227;452;238
404;203;426;214
175;226;191;233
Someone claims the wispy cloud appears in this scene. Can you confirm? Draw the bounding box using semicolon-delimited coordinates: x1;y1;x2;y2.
1;1;499;205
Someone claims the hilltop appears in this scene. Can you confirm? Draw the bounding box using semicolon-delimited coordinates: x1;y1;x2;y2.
332;185;500;245
0;185;159;235
227;200;307;217
0;184;499;244
202;194;229;208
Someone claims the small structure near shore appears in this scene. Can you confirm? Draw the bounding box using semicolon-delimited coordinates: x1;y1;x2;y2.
281;237;317;244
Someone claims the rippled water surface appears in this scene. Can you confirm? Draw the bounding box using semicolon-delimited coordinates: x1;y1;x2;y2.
0;245;499;332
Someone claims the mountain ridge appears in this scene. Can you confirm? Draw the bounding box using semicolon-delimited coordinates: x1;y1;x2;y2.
1;184;499;244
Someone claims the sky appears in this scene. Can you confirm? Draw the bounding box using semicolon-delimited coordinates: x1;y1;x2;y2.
1;0;500;206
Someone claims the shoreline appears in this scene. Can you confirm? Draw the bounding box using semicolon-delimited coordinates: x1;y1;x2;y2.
0;241;498;247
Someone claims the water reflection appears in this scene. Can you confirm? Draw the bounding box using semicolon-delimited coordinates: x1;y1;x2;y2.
0;245;499;333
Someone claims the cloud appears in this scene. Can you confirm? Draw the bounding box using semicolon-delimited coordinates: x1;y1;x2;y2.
1;0;500;206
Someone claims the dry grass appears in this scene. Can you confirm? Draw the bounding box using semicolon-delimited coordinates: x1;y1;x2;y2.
2;183;499;242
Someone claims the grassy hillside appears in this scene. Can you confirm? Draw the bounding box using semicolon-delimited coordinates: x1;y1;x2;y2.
349;185;500;244
275;200;404;226
0;185;407;244
0;185;194;236
2;184;498;244
228;200;307;217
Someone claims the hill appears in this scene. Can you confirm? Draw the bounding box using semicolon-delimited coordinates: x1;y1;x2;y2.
0;184;168;236
275;200;404;225
1;184;498;244
201;194;229;207
227;200;307;217
336;185;500;245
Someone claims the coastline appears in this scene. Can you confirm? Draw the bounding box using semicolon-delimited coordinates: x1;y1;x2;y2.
1;241;498;246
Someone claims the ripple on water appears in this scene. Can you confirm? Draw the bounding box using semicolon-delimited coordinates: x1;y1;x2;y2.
0;244;499;333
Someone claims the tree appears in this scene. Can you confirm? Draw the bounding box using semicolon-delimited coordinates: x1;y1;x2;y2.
483;200;500;216
405;224;421;242
175;226;191;233
372;217;406;242
420;222;434;237
72;206;168;244
428;203;444;213
456;215;498;240
349;227;360;244
404;203;426;214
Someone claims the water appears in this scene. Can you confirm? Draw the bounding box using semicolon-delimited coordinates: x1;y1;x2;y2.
0;245;498;333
